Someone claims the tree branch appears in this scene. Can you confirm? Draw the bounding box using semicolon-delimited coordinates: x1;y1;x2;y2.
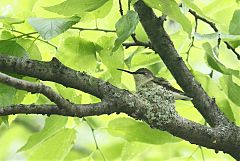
70;27;116;33
188;9;240;60
0;54;240;159
0;101;120;117
0;102;239;159
122;41;151;49
0;55;121;100
0;72;72;110
134;0;230;127
0;28;57;49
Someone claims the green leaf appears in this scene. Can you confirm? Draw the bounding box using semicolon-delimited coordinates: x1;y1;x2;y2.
55;84;82;104
108;118;180;144
220;75;240;107
58;37;97;72
0;116;9;127
194;32;219;41
0;83;17;107
127;50;160;69
0;16;24;26
182;0;209;19
143;0;192;36
121;142;148;161
87;0;113;19
28;16;80;40
193;71;235;122
0;40;28;57
195;32;240;43
228;9;240;48
97;36;124;83
202;42;240;78
44;0;109;16
19;115;68;151
229;10;240;35
28;128;76;161
16;38;42;60
113;11;139;51
0;30;15;40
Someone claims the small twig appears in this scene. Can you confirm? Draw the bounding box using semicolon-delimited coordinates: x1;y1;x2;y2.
189;10;218;32
128;0;131;10
131;33;138;42
118;0;124;16
187;146;199;160
199;146;205;161
225;42;240;60
122;41;152;49
186;17;198;62
0;28;57;49
209;70;214;78
189;9;240;60
0;71;72;110
84;118;107;161
7;32;38;40
71;27;116;33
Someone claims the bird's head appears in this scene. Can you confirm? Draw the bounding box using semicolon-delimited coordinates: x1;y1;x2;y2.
117;68;154;86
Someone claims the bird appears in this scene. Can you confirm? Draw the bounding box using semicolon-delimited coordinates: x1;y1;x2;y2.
117;68;192;100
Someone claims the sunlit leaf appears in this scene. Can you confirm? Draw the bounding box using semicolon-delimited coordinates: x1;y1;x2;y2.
28;128;76;161
195;32;240;43
19;116;68;151
16;38;42;60
58;37;97;72
202;42;240;78
194;71;235;122
194;32;219;40
182;0;209;19
55;84;82;104
113;11;139;51
229;10;240;35
44;0;110;16
0;40;28;57
228;9;240;48
89;0;113;19
143;0;192;36
28;16;80;40
0;16;24;26
0;31;15;40
0;83;17;107
121;142;148;161
108;118;180;144
97;36;124;83
220;75;240;107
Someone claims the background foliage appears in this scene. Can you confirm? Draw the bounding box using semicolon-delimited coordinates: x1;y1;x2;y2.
0;0;239;160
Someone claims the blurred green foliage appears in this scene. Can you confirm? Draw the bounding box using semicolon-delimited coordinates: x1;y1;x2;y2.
0;0;239;160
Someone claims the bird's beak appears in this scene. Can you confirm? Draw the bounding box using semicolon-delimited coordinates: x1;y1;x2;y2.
117;68;136;74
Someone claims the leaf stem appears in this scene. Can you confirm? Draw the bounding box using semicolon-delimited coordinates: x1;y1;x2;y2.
71;27;116;33
83;118;107;161
0;27;57;49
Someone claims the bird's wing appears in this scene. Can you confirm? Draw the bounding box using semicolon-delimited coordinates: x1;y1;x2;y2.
152;77;185;95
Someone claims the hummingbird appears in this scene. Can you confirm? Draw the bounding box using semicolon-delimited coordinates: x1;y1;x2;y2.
117;68;192;100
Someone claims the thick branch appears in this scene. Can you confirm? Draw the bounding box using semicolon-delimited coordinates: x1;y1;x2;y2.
0;101;120;117
1;102;239;159
164;116;240;159
134;1;230;127
0;72;72;110
0;55;121;100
